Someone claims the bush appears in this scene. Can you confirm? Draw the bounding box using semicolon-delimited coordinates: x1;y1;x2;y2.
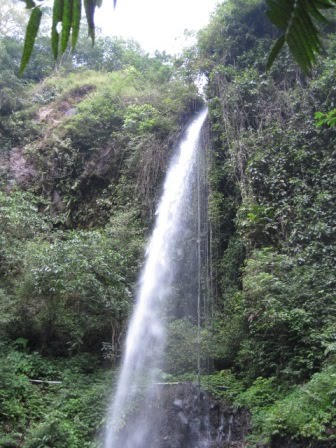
0;190;50;277
24;416;79;448
236;249;336;381
0;345;111;447
262;365;336;442
14;229;131;355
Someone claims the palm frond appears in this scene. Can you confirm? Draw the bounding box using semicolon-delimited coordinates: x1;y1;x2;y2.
20;0;36;8
61;0;73;54
84;0;96;42
71;0;82;50
19;6;42;75
266;0;336;74
51;0;63;60
18;0;118;72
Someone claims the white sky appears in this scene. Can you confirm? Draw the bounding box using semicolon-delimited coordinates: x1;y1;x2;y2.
95;0;220;55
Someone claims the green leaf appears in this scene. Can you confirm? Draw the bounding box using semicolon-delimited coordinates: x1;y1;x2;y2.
61;0;73;54
314;109;336;127
51;0;64;60
83;0;105;44
71;0;82;50
19;7;43;75
305;0;330;23
266;35;286;70
20;0;36;8
84;0;96;43
266;0;335;73
315;0;336;8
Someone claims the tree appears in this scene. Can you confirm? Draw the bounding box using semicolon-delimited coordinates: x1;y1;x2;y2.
0;0;27;38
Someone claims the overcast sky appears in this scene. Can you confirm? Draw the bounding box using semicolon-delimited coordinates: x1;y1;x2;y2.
95;0;220;55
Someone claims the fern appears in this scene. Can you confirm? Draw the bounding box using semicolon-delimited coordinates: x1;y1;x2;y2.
266;0;336;74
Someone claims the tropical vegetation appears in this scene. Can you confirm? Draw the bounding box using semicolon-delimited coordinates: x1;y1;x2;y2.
0;0;335;447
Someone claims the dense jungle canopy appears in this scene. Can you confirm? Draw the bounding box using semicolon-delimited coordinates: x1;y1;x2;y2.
0;0;335;447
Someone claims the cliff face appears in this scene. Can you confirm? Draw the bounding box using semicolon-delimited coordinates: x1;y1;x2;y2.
1;71;202;228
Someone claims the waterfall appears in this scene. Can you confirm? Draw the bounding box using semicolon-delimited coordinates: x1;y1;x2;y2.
104;108;208;448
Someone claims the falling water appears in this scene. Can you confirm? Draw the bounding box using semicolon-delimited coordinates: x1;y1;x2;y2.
104;108;208;448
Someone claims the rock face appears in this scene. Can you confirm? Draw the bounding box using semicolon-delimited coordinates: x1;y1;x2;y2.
114;382;249;448
153;383;249;448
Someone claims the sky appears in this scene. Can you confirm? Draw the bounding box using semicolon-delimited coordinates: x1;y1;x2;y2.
95;0;220;55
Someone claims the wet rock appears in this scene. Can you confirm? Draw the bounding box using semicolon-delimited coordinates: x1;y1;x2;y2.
173;399;183;409
177;411;189;426
114;382;249;448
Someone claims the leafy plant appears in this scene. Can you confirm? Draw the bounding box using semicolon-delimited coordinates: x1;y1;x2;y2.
200;369;245;402
315;108;336;126
24;415;79;448
19;0;113;73
266;0;336;74
15;229;131;355
19;5;42;74
262;365;336;442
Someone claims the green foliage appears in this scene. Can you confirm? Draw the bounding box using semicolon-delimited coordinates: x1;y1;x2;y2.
208;295;246;370
200;1;336;443
236;365;336;444
18;67;200;226
1;34;55;82
123;104;161;134
19;6;42;75
20;0;107;71
200;369;245;402
4;2;336;446
0;349;30;424
237;202;277;248
0;13;202;448
218;236;245;294
0;344;111;447
0;190;50;277
315;108;336;126
51;0;64;59
0;190;49;240
71;0;82;50
236;376;282;411
60;0;73;55
0;67;25;115
237;249;336;381
24;416;80;448
164;319;210;374
15;228;133;354
198;0;274;73
266;0;336;74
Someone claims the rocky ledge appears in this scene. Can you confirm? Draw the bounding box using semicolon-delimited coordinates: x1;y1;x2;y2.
113;382;250;448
